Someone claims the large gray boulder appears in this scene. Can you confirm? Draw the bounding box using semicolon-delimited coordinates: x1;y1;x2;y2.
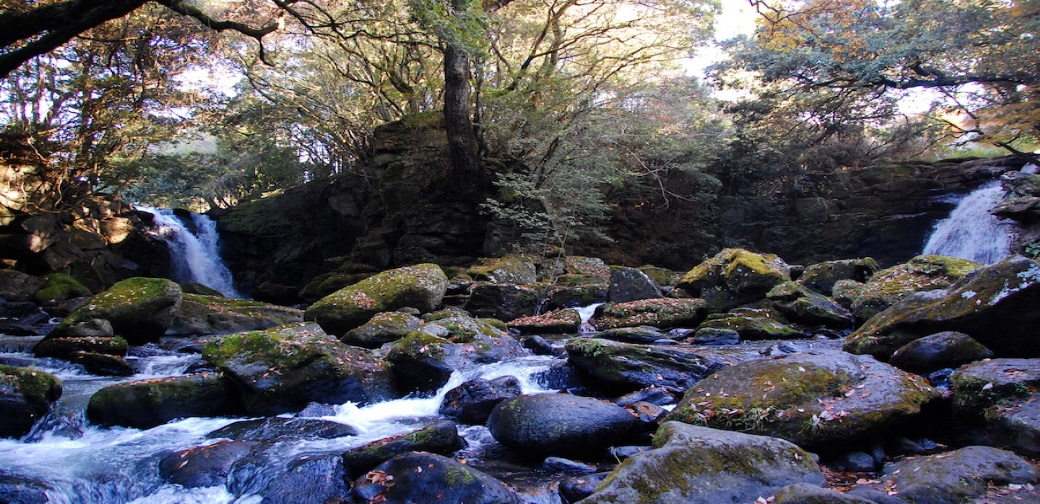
486;393;637;459
870;446;1039;503
581;421;824;504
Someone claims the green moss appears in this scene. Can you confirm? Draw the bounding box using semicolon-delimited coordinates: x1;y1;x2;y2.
32;273;91;303
0;365;61;402
444;466;478;486
387;330;450;361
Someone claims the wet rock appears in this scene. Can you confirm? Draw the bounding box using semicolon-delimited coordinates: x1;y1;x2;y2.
467;255;537;284
566;338;727;395
543;457;597;474
845;255;1040;359
613;387;674;407
159;440;262;488
353;452;520;504
168;294;303;337
676;248;792;312
340;311;422;348
33;333;127;362
86;372;240;429
68;351;134;376
797;258;879;296
667;351;939;450
464;282;541;321
830;451;877;472
244;454;350;504
31;273;91;304
772;483;875;504
508;309;581;335
559;472;610;503
521;335;563;356
341;420;463;478
874;446;1039;503
304;263;448;335
590;298;707;331
950;359;1040;422
438;376;522;424
202;322;394;415
696;309;804;341
486;393;637;459
979;398;1040;457
0;365;62;438
207;417;358;441
888;331;994;375
40;277;182;346
593;326;667;344
847;255;981;323
690;327;740;345
0;472;53;504
608;266;662;303
767;281;856;329
581;421;823;504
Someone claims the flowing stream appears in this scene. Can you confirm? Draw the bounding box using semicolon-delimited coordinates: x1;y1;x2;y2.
922;180;1013;264
0;336;561;503
139;207;242;298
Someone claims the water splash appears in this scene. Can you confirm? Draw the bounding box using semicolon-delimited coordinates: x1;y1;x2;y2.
139;207;242;297
923;181;1013;264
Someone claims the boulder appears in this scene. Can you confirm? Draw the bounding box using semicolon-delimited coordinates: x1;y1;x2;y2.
581;421;824;504
0;270;45;302
977;398;1040;457
844;255;1040;359
340;311;422;348
676;248;792;312
233;454;349;504
463;282;541;321
159;440;261;488
206;417;358;441
593;326;669;344
351;452;520;504
168;294;304;337
341;420;463;478
590;298;707;330
888;331;994;375
31;273;91;304
870;446;1039;503
566;338;727;395
467;255;537;284
0;365;62;438
38;277;182;346
68;351;134;376
696;309;804;341
202;322;395;415
507;308;581;334
766;282;856;329
950;358;1040;424
0;472;52;504
486;393;637;459
85;372;240;429
33;334;127;361
667;351;939;450
772;483;875;504
608;266;662;303
848;254;981;323
303;263;448;335
385;316;527;395
438;376;522;424
797;258;879;296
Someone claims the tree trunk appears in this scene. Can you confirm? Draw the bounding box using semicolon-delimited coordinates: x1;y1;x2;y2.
443;40;480;184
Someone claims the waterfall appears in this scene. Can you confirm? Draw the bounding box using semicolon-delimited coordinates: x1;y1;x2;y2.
922;181;1013;264
139;207;242;297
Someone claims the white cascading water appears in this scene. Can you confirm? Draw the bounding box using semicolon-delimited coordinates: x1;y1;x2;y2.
922;181;1013;264
139;207;242;297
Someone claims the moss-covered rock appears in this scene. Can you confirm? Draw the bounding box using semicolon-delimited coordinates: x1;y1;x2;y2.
507;308;582;334
581;421;824;504
340;311;422;348
33;334;127;359
591;298;707;330
849;254;981;323
169;294;304;337
676;248;792;312
299;271;373;304
875;446;1038;503
86;372;241;429
31;273;91;304
797;258;879;296
565;338;727;394
667;351;939;450
844;255;1040;359
486;393;637;459
304;263;448;335
41;277;182;346
888;331;994;375
341;420;462;478
463;282;541;321
351;451;520;504
696;308;804;341
202;322;395;415
467;254;537;284
767;281;856;330
950;358;1040;424
0;365;62;438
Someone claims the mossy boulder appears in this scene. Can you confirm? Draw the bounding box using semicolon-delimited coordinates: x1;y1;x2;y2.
565;338;727;395
304;263;448;335
766;282;856;329
608;266;662;303
33;334;127;359
31;273;91;304
202;322;395;415
848;254;981;323
0;365;62;438
486;393;638;459
85;372;241;429
467;255;537;284
676;248;792;313
341;420;463;478
299;271;374;304
844;255;1040;359
888;331;994;375
667;351;939;450
797;258;879;296
507;308;582;334
351;452;520;504
591;298;708;330
463;282;541;321
581;421;824;504
40;277;182;346
168;294;304;337
385;316;527;394
873;446;1039;503
340;311;422;348
949;358;1040;424
695;309;804;341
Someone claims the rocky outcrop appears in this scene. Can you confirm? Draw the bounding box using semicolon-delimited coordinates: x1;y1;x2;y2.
41;277;182;345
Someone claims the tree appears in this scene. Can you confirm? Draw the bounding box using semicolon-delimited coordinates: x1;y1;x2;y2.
718;0;1040;158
